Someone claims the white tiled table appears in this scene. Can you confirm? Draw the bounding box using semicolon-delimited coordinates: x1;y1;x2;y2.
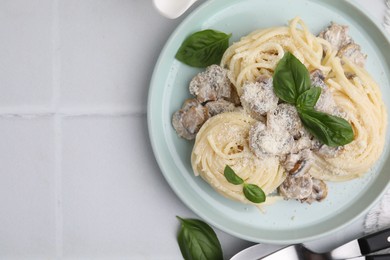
0;0;387;259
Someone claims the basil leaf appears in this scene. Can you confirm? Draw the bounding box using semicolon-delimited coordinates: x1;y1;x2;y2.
175;29;232;68
243;184;266;203
298;108;354;147
224;165;244;185
273;52;311;104
176;216;223;260
272;52;354;148
296;87;322;109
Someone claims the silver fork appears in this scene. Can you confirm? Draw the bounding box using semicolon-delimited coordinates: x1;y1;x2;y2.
259;243;390;260
231;227;390;260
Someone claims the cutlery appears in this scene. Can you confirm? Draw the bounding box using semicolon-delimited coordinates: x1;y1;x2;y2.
259;244;390;260
152;0;198;19
348;256;390;260
231;227;390;260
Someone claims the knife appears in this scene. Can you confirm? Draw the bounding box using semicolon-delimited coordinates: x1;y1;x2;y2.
230;227;390;260
324;227;390;259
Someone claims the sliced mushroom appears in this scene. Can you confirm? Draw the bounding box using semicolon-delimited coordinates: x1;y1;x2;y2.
318;22;352;52
304;179;328;204
205;99;236;117
240;77;278;120
318;23;366;67
172;98;209;140
278;172;313;200
189;65;233;103
282;149;313;176
337;43;367;67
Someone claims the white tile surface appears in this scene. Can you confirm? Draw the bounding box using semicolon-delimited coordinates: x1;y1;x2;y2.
58;0;181;114
0;0;53;110
0;117;56;258
61;116;178;257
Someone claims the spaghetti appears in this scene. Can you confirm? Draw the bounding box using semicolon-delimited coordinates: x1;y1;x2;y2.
191;112;285;204
187;17;387;204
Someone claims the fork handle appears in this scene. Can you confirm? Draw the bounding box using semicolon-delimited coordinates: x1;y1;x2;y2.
358;227;390;254
365;254;390;260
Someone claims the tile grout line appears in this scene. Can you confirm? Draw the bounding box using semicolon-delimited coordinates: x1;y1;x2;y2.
0;109;146;118
52;0;63;257
54;115;64;259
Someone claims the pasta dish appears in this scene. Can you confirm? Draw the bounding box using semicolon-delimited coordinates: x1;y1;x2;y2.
172;17;387;206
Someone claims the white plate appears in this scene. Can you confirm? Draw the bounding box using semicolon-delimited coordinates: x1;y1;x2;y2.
147;0;390;244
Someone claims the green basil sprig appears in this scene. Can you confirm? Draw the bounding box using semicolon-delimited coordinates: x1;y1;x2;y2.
224;165;266;203
175;29;232;68
176;216;223;260
273;52;354;147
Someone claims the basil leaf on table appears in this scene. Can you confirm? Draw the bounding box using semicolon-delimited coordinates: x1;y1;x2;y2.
243;184;266;203
224;165;244;185
176;216;223;260
298;108;354;147
273;52;311;104
296;87;322;109
175;29;232;68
